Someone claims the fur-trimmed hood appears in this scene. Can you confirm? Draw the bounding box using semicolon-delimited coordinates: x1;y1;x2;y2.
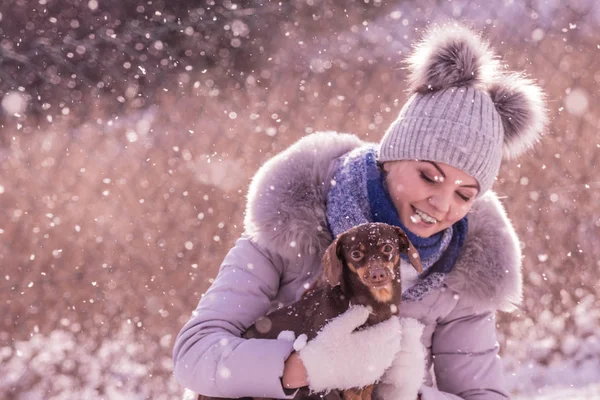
244;132;522;312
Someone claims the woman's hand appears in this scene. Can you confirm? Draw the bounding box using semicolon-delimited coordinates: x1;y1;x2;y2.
282;352;309;389
297;305;403;393
376;318;426;400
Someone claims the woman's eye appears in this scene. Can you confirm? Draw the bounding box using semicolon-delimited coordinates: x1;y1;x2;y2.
420;172;436;184
457;192;472;202
382;244;394;253
350;251;363;260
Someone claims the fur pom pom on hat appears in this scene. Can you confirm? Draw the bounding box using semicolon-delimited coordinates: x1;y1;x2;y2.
489;73;548;160
378;22;547;194
407;23;499;93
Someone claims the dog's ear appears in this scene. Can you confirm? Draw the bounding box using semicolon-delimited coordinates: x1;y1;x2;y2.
320;236;343;287
393;227;423;274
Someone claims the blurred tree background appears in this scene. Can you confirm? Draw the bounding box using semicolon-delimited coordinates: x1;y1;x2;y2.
1;0;599;398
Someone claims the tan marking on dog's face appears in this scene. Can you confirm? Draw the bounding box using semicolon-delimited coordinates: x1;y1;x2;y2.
356;265;375;286
346;262;358;273
384;262;396;280
370;284;393;303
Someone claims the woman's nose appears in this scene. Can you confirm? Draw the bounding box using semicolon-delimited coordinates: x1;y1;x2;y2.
428;193;450;213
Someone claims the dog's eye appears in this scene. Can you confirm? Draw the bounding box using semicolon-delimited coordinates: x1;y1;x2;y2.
381;244;394;254
350;250;363;260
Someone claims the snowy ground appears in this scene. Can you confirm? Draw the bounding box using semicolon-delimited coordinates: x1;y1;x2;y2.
513;383;600;400
507;356;600;399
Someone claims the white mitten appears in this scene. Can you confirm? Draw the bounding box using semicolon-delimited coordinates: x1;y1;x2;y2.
298;305;403;393
376;318;426;400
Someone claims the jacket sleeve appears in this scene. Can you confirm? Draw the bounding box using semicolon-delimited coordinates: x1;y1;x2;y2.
172;236;297;399
422;303;510;400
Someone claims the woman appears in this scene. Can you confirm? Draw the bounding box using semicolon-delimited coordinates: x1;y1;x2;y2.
173;23;547;400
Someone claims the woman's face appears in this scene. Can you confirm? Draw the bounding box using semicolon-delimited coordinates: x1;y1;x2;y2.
383;160;479;238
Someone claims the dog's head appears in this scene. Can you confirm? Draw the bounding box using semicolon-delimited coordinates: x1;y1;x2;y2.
321;222;422;303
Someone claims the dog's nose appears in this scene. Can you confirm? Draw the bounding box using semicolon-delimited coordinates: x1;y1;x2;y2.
368;268;389;283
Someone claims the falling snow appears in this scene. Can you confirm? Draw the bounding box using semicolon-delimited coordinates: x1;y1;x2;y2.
0;0;599;399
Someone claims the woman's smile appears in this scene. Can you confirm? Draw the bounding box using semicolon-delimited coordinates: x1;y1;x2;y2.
411;206;439;225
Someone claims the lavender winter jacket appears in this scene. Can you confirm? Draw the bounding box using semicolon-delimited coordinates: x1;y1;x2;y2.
173;132;522;399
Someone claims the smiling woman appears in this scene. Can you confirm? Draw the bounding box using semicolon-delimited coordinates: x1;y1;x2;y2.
382;160;478;238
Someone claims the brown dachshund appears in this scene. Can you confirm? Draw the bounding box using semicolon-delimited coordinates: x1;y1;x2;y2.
189;222;422;400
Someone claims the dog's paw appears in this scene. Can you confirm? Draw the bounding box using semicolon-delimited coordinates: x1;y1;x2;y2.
293;333;308;351
277;330;296;342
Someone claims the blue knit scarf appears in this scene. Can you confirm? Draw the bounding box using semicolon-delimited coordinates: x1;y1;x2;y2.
326;145;468;283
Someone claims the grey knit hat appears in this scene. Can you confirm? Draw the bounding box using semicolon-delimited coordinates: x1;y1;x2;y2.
378;23;548;194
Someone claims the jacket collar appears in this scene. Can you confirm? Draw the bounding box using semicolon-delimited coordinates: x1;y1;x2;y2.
243;131;522;312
